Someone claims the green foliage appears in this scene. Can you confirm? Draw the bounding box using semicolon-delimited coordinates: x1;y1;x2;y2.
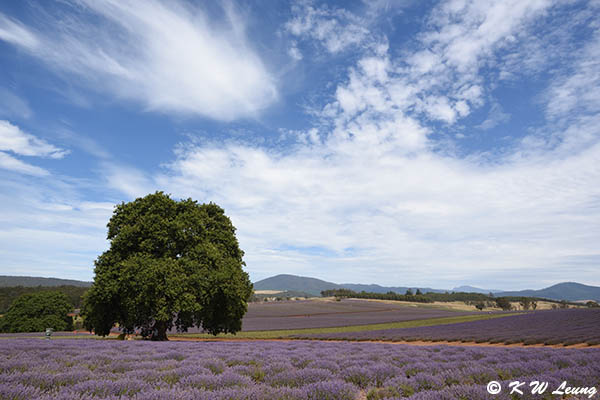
82;192;253;340
321;289;433;303
425;292;491;302
495;297;512;311
0;285;87;313
519;298;531;310
586;301;599;308
0;291;73;333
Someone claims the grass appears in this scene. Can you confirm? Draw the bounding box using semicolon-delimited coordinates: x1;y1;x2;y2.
171;313;519;340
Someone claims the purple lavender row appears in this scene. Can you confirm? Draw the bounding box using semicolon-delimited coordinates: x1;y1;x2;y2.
1;339;599;399
207;299;482;332
302;309;600;345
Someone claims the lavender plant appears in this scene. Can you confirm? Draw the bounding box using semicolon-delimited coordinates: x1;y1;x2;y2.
303;309;600;346
1;338;598;399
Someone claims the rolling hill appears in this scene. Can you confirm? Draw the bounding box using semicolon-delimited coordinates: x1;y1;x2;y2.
0;276;92;288
255;275;450;296
253;274;600;301
253;274;340;296
498;282;600;302
452;285;503;294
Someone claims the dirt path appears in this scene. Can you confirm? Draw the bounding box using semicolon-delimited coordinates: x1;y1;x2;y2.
168;336;600;349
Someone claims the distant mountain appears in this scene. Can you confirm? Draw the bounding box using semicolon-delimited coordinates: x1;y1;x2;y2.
0;276;92;288
254;274;447;296
253;274;340;296
452;285;503;294
498;282;600;302
253;274;600;302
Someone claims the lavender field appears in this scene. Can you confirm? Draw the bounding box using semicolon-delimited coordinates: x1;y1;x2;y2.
236;299;479;331
303;309;600;346
1;339;599;400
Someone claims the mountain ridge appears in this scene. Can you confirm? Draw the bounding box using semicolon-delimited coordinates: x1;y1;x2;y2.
3;274;599;301
253;274;600;301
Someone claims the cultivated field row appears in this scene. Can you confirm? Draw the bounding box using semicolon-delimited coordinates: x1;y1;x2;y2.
2;338;599;400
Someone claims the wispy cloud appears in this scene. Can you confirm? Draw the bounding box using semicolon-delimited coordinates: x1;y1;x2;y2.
0;174;112;279
285;1;371;54
546;29;600;120
0;1;277;121
0;120;67;176
0;120;66;158
101;162;155;199
477;101;510;130
0;152;49;176
0;14;39;49
0;88;32;119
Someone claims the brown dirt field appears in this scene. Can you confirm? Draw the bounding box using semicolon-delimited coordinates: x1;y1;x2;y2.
168;336;600;349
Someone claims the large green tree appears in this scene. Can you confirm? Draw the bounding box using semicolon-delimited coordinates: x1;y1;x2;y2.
82;192;253;340
0;291;73;333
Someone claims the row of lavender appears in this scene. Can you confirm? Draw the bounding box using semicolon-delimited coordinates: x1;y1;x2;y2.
198;299;480;332
1;339;599;399
302;309;600;345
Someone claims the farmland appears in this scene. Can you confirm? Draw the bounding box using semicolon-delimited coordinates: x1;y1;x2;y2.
239;299;485;331
302;308;600;346
159;299;491;334
2;338;599;400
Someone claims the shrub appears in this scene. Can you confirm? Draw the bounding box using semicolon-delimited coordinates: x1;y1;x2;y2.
0;291;73;333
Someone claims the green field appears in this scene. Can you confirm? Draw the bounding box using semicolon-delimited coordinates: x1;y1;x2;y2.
170;313;517;340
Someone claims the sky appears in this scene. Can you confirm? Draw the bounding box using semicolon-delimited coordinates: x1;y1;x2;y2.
0;0;599;290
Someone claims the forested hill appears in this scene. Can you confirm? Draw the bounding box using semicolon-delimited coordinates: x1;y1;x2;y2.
499;282;600;302
254;274;450;296
253;274;600;301
0;276;92;288
0;285;88;313
253;274;340;296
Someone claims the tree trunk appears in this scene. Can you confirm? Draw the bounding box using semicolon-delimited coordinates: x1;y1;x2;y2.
151;321;169;341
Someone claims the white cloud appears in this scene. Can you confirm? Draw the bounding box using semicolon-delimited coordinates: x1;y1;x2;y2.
144;0;600;287
0;152;49;176
102;162;155;199
477;101;510;130
288;44;303;61
0;120;67;158
0;173;113;280
546;30;600;120
0;88;32;119
285;2;370;53
155;130;600;287
0;14;39;49
424;0;554;73
2;0;599;289
0;1;277;121
0;120;67;176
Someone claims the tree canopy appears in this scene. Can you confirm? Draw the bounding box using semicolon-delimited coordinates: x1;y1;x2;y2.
0;291;73;333
82;192;253;340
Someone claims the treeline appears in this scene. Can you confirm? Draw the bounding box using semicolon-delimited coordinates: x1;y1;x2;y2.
321;289;591;311
321;289;434;303
321;289;491;303
0;285;87;313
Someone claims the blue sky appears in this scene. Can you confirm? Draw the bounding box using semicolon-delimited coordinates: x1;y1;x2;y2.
0;0;599;290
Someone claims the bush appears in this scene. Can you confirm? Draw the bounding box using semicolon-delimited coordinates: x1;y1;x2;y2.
0;291;73;333
495;297;512;311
